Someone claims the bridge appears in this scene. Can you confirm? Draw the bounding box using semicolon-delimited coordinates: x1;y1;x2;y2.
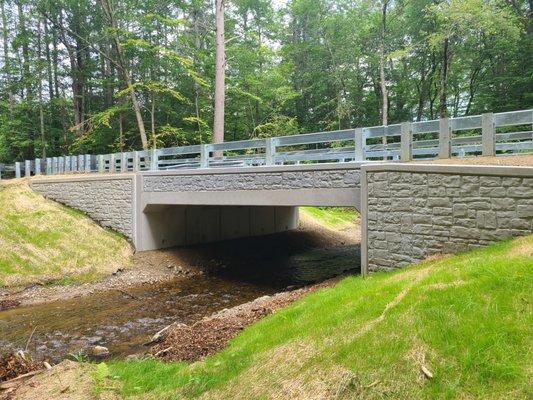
30;163;361;250
21;109;533;274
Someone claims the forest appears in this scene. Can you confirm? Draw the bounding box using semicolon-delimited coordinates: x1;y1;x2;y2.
0;0;531;163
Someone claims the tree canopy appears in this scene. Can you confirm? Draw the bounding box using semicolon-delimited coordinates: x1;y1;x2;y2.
0;0;531;162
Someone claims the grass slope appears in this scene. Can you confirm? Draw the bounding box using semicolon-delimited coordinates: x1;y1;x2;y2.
0;180;132;287
108;235;533;399
300;207;358;229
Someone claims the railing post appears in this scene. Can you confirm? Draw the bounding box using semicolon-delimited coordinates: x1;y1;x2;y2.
85;154;91;173
133;151;140;172
35;158;41;175
98;155;105;173
482;112;495;157
65;156;71;173
25;160;31;177
150;148;158;171
15;162;21;178
45;158;51;174
438;117;451;159
265;138;275;166
109;154;116;173
400;122;412;162
121;152;128;172
200;144;209;168
354;128;364;161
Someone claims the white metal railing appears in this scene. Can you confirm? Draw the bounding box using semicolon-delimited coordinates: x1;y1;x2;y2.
13;109;533;178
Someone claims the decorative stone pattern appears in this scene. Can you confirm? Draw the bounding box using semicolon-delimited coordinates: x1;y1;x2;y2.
143;169;360;192
366;170;533;271
31;177;134;239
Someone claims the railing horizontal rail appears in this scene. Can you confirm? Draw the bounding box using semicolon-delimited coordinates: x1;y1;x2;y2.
12;108;531;178
275;129;355;146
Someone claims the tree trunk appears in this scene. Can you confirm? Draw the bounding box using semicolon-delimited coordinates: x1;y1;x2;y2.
119;111;124;151
151;92;156;138
43;19;54;99
213;0;225;155
439;38;450;118
52;25;60;98
379;0;389;160
37;21;46;158
192;6;203;141
17;0;34;159
100;0;148;149
1;0;13;116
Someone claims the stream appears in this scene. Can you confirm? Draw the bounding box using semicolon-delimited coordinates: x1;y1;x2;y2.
0;230;360;363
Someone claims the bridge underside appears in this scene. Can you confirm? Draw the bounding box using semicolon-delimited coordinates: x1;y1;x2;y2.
137;188;360;251
138;205;300;251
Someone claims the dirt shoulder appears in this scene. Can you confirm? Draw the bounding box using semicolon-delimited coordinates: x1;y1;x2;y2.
409;154;533;166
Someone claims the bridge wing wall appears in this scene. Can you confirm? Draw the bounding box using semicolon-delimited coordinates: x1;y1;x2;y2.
30;175;136;240
361;164;533;273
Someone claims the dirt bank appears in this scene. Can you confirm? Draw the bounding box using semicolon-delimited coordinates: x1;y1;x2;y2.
151;276;340;362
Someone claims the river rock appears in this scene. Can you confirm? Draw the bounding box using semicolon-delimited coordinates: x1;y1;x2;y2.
91;346;109;357
149;322;186;344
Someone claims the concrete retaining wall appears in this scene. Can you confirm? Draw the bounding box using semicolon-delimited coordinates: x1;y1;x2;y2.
30;175;136;239
361;164;533;273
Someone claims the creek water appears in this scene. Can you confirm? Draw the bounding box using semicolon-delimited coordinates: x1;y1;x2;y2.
0;230;360;363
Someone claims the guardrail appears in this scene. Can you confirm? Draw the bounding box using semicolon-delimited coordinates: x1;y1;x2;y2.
13;109;533;178
0;163;16;180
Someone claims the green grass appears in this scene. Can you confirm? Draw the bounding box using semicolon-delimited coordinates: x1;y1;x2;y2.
300;206;358;228
106;235;533;399
0;181;132;287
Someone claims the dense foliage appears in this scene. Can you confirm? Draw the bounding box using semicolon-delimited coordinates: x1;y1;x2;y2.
0;0;531;162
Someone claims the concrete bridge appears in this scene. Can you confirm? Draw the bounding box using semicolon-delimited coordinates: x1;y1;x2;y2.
22;108;533;274
30;163;361;250
30;162;533;275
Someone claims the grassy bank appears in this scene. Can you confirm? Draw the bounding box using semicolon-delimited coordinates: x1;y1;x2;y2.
0;180;132;287
300;207;358;229
106;235;533;399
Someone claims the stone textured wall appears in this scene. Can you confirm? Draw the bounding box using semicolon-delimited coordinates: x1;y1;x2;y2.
365;169;533;271
143;169;360;192
31;177;134;239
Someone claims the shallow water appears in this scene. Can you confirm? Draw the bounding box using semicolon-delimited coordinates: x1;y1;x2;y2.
0;232;360;362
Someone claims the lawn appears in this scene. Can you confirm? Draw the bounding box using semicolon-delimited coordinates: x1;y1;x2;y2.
107;235;533;399
300;206;358;229
0;181;132;287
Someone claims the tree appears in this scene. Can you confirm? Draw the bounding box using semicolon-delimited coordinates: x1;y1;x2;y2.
99;0;148;149
213;0;225;151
